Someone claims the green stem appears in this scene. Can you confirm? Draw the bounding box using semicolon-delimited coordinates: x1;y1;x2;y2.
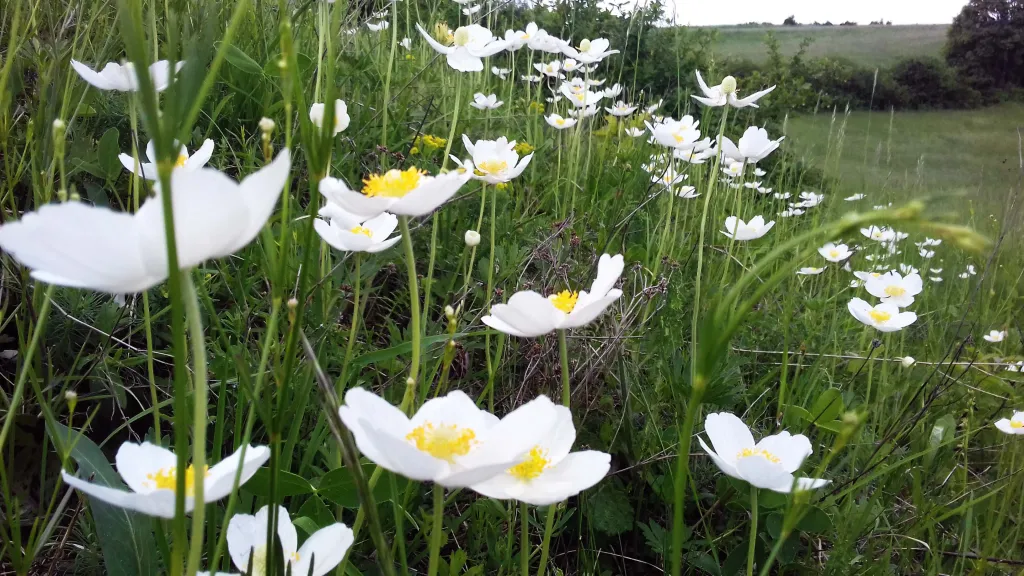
747;486;758;576
428;484;445;576
520;502;530;576
535;504;556;576
557;330;570;407
399;216;421;411
183;272;209;576
338;253;362;391
0;286;54;451
485;184;497;410
380;0;399;146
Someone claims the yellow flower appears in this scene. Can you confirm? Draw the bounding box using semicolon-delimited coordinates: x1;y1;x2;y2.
513;141;535;155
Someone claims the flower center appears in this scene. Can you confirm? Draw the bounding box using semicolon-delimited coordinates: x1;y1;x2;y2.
350;226;373;237
251;545;268;576
737;448;780;464
556;118;565;126
884;286;906;297
145;465;209;496
453;27;470;46
1011;420;1023;429
508;447;550;481
579;39;592;52
549;290;579;313
406;422;477;462
829;250;840;258
868;309;892;324
363;167;424;198
476;159;508;175
175;153;188;168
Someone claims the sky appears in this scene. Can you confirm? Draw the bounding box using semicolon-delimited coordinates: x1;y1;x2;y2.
664;0;969;25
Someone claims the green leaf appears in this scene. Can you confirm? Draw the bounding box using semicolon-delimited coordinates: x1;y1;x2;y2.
49;423;158;576
293;516;320;537
797;506;833;534
317;464;406;508
297;494;335;529
98;128;121;179
586;479;633;536
223;44;264;75
241;468;315;498
352;333;474;368
809;387;844;423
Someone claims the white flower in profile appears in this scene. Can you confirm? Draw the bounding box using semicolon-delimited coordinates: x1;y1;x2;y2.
901;356;916;368
605;101;637;116
227;505;352;576
470;93;503;110
624;127;645;137
753;167;766;177
845;193;865;201
366;20;389;31
586;78;606;87
995;411;1024;435
119;139;214;180
576;104;600;119
315;212;401;254
743;181;761;190
320;166;470;219
698;413;828;493
648;116;701;149
416;23;507;72
919;248;935;258
674;145;713;164
71;59;184;92
864;271;922;308
0;150;291;294
848;298;917;332
400;37;413;50
779;208;804;218
677;186;699;199
545;113;578;130
561;58;582;73
645;99;663;114
652;167;687;188
1005;361;1023;372
930;276;943;282
818;243;853;263
339;388;558;487
983;329;1007;343
521;74;542;83
482;254;624;337
503;27;530;50
722;161;744;178
602;83;623;99
456;135;533;184
527;29;569;53
535;60;563;77
797;267;826;275
560;86;603;108
318;202;362;228
923;237;943;247
861;226;896;242
469;405;610;505
898;263;919;275
562;38;619;63
798;191;824;206
491;66;511;79
723;126;783;163
692;70;776;108
773;192;791;200
721;216;774;241
309;100;350;135
61;442;269;518
461;4;481;15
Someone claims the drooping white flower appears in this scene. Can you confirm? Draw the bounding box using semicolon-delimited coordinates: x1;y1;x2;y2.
605;101;638;117
61;442;269;518
699;413;828;493
309;100;350;135
416;23;507;72
469;405;610;505
118;139;214;180
366;20;389;31
995;411;1024;435
315;212;401;254
71;59;184;92
0;150;291;294
797;267;826;275
457;135;533;184
901;356;916;368
227;505;352;576
339;388;558;487
848;298;916;332
561;38;619;63
721;216;774;241
491;66;511;79
470;93;503;110
545;113;578;130
818;243;853;263
983;329;1007;343
482;254;623;337
319;166;471;219
692;70;775;108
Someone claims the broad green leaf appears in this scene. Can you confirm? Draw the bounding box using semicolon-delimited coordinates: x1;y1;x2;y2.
809;387;844;423
297;494;335;529
318;464;406;508
223;44;264;75
293;516;320;537
242;468;315;498
797;506;833;534
98;128;121;179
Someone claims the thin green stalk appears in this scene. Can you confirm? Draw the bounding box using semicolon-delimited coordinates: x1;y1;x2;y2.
557;330;570;407
428;484;445;576
485;184;497;410
747;486;758;576
399;215;422;410
183;272;209;576
0;286;54;451
380;0;399;146
520;502;530;576
338;253;362;391
535;504;556;576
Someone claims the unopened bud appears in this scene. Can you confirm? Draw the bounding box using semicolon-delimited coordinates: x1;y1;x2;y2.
57;189;68;202
259;117;276;134
68;191;80;202
406;376;416;387
444;305;455;319
464;230;481;247
900;356;915;368
65;390;78;412
447;339;456;349
287;297;298;310
720;75;737;94
52;119;66;132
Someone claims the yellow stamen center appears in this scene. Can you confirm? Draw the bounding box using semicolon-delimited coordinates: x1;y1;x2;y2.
145;465;209;496
289;551;301;562
556;118;565;126
476;159;508;175
829;250;840;258
1011;420;1023;429
549;290;579;313
350;226;373;237
508;447;550;480
868;309;892;324
737;448;781;464
406;422;477;462
362;167;425;198
884;286;906;297
175;153;188;168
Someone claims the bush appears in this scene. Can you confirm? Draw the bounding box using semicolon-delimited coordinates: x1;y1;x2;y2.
945;0;1024;93
889;57;982;109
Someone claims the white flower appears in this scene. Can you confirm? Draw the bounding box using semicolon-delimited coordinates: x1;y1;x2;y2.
228;505;352;576
457;135;533;184
645;99;663;114
118;139;214;180
576;104;599;119
847;298;917;332
561;58;581;73
61;442;269;518
491;66;510;79
845;194;865;201
319;166;471;218
521;74;542;83
315;212;401;254
366;20;389;31
773;192;791;200
919;248;935;258
461;4;481;15
995;411;1024;435
674;145;713;164
861;226;896;242
416;23;508;72
718;127;783;164
71;59;184;92
0;150;291;294
692;70;775;108
561;38;619;63
470;93;503;110
721;161;744;178
535;60;564;77
983;330;1007;343
901;356;916;368
923;237;943;247
318;202;362;228
721;216;774;241
400;37;413;50
544;113;577;130
797;267;826;275
652;167;687;188
586;78;606;87
779;208;804;218
698;413;828;493
339;388;558;486
602;83;623;99
624;127;645;137
930;276;943;282
798;191;824;206
677;186;699;199
469;405;609;505
465;230;481;247
605;101;638;117
818;243;853;263
753;168;766;177
483;254;623;337
648;116;701;149
898;263;919;275
966;264;977;275
560;85;603;108
1005;361;1023;372
309;100;350;135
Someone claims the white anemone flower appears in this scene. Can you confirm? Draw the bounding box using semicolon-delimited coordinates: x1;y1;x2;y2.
995;411;1024;435
722;161;744;178
491;66;511;79
461;4;481;15
865;271;923;308
605;101;638;116
797;267;826;275
603;83;623;99
71;59;184;92
624;127;645;137
716;127;783;164
561;38;619;63
845;193;865;201
698;413;829;493
521;74;542;83
315;212;401;254
366;20;389;31
470;93;503;110
469;405;610;505
983;330;1007;343
416;23;508;72
930;276;943;282
545;114;578;130
674;145;713;164
901;356;916;368
309;100;350;135
118;139;214;180
400;37;413;50
652;167;687;188
458;135;533;184
535;60;564;77
503;27;530;51
339;388;558;487
319;166;471;219
861;226;896;242
482;254;624;337
576;104;600;119
773;192;791;200
0;150;291;294
779;208;804;218
848;298;917;332
561;58;582;73
721;216;774;241
560;85;603;108
528;30;569;53
61;442;269;518
919;248;935;258
818;243;853;263
753;167;766;177
648;116;701;149
692;70;776;108
227;505;352;576
798;191;824;206
677;186;699;199
586;78;606;87
645;99;663;114
898;263;918;275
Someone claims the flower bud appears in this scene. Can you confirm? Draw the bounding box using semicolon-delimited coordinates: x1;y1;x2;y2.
444;305;455;319
464;230;481;247
259;117;276;134
900;356;915;368
721;75;737;94
52;119;66;132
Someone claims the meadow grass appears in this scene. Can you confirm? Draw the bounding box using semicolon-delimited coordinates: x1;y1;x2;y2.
1;1;1023;576
707;24;948;67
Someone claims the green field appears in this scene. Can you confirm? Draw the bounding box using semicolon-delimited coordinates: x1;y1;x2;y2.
708;24;949;67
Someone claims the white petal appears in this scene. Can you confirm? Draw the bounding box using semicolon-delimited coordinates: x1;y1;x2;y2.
754;432;811;473
205;445;271;502
488;291;560;337
186;139;215;169
734;457;794;492
115;442;178;494
704;412;754;466
231;149;291;253
61;470;181;518
293;523;354;576
517;450;611;505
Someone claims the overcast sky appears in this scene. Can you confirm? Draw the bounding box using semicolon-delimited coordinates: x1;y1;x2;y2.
665;0;968;25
